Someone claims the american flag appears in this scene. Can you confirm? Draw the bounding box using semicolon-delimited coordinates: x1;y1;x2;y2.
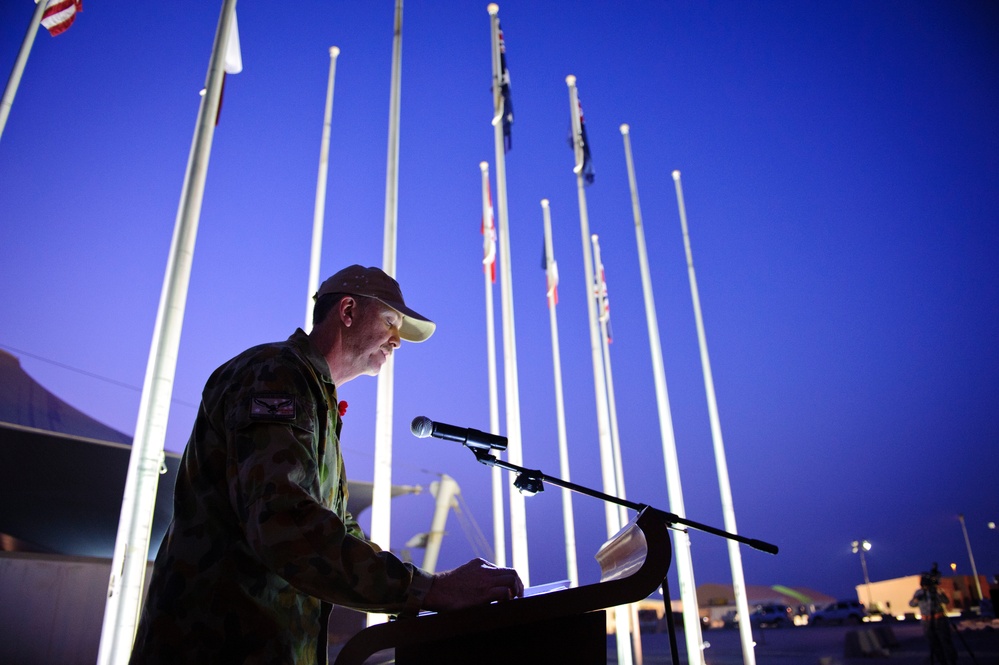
41;0;82;37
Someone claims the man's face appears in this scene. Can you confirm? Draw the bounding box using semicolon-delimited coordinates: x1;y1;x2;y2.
344;298;403;376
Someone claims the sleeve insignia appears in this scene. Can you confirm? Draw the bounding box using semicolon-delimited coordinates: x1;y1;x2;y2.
249;394;296;420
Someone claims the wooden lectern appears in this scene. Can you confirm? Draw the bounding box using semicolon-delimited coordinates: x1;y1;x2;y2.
332;507;672;665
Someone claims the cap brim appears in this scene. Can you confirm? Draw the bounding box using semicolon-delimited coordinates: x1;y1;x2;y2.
378;299;436;342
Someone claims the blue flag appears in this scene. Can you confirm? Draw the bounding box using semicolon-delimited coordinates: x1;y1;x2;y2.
497;22;513;151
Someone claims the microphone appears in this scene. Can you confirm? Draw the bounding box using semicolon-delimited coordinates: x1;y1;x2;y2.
411;416;507;451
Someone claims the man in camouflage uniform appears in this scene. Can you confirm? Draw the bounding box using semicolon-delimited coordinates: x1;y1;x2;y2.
130;265;523;664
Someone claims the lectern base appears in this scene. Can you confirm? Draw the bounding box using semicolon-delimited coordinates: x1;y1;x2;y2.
395;609;607;665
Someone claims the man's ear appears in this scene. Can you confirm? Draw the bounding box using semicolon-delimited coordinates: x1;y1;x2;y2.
339;296;357;328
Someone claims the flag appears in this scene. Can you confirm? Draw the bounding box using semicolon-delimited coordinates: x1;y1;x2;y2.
497;21;513;151
224;9;243;75
577;98;595;185
595;264;612;342
40;0;82;37
482;179;497;283
215;9;243;125
541;241;559;307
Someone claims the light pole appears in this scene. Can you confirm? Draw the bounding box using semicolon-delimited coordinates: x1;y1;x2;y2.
957;514;984;605
852;539;874;611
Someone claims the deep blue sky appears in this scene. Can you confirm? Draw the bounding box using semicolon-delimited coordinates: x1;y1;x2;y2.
2;1;997;602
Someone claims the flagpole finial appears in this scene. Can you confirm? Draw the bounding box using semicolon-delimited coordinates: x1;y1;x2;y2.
330;46;340;58
480;161;489;172
620;123;630;135
672;170;682;181
566;74;576;87
487;3;499;16
592;233;599;242
541;198;550;209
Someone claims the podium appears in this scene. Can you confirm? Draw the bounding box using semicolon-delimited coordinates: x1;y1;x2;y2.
332;507;672;665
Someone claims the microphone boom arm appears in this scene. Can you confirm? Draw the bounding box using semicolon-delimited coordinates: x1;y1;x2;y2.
468;448;778;556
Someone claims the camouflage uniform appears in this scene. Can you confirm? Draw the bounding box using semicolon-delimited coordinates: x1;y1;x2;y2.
130;330;432;664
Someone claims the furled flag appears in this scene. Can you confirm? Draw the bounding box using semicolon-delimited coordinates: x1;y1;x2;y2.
496;21;513;151
577;98;595;185
215;9;243;125
40;0;82;37
482;179;497;283
595;264;612;342
542;241;559;307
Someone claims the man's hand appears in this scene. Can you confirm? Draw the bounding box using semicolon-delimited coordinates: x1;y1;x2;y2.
422;558;524;612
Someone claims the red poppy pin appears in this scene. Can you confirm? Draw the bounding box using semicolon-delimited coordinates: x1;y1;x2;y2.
338;400;348;417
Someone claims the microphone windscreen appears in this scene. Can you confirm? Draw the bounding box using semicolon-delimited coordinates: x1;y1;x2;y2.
411;416;433;438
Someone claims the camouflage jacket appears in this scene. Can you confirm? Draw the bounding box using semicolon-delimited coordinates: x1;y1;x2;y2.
130;329;432;664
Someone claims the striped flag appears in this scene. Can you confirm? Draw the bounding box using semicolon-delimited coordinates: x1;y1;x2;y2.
497;21;513;151
542;241;559;307
482;179;497;283
41;0;82;36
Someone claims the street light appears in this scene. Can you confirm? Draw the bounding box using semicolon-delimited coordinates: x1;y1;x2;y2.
851;539;874;611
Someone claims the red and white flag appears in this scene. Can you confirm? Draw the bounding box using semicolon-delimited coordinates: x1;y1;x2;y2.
481;179;496;283
542;241;559;307
40;0;82;37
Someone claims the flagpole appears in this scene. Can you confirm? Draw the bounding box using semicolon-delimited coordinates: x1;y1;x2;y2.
592;233;644;665
618;124;706;664
541;198;579;588
370;0;403;627
565;74;632;665
591;234;629;531
488;3;529;583
96;2;238;663
673;168;754;664
480;160;505;566
305;46;340;332
0;0;48;143
565;75;618;546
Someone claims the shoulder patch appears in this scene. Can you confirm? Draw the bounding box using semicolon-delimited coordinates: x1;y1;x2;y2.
249;394;296;420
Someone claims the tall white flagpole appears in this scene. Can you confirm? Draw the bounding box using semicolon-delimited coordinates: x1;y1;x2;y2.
672;169;755;664
565;74;632;665
0;0;49;143
591;234;629;531
305;46;340;332
370;0;404;627
480;161;506;566
592;233;644;665
618;125;707;665
96;2;238;663
541;198;579;588
487;3;529;583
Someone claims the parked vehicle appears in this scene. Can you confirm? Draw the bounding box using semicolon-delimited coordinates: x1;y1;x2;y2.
808;600;868;625
749;603;794;628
